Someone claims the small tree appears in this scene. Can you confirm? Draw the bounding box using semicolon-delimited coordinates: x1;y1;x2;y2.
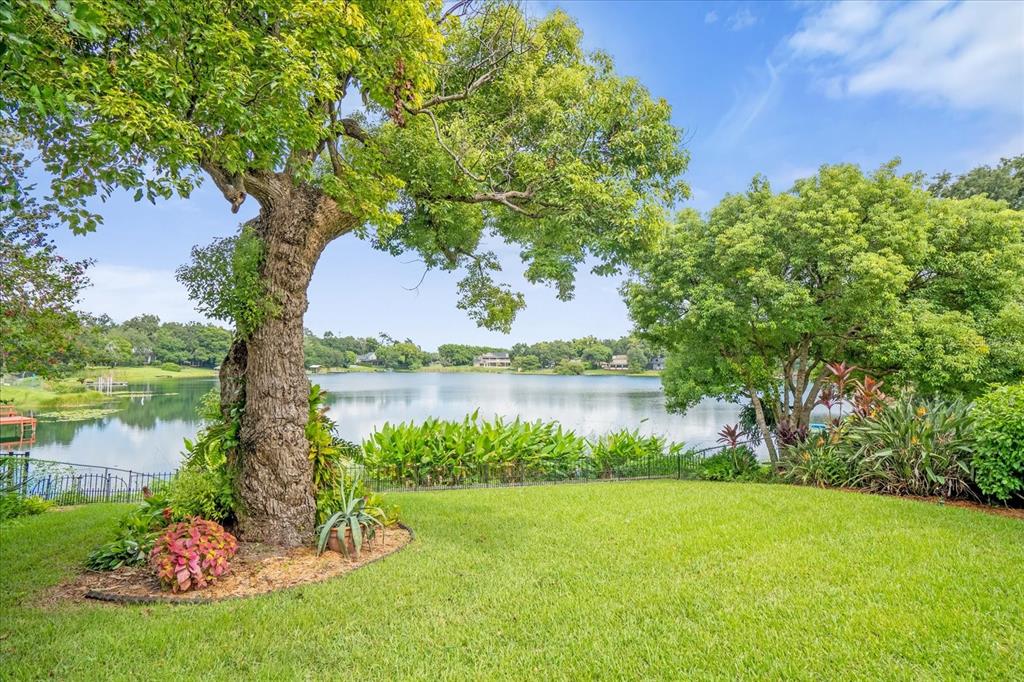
626;163;1024;460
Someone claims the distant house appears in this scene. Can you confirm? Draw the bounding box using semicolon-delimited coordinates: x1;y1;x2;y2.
648;356;666;371
307;364;324;373
474;351;511;367
355;352;378;365
600;354;630;371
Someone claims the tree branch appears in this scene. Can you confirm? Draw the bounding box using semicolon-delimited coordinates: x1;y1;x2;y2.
444;189;537;216
201;161;247;213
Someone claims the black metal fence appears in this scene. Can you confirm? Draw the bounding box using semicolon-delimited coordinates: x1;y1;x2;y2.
1;441;747;505
0;453;174;505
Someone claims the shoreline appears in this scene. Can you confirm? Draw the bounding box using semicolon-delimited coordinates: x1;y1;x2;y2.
312;365;662;378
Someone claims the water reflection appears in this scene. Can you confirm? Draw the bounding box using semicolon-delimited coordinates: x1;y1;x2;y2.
319;373;742;448
26;373;744;471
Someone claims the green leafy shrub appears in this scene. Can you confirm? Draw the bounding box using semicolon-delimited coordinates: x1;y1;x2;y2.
165;468;234;523
150;517;238;592
360;414;689;486
176;226;278;339
86;488;174;570
86;536;151;570
699;446;758;481
176;389;239;523
0;493;52;522
159;361;181;372
589;429;671;478
554;359;586;375
364;491;400;526
360;411;589;485
972;383;1024;502
842;398;974;498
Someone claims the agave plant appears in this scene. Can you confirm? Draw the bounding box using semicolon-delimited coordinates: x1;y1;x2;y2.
316;475;383;558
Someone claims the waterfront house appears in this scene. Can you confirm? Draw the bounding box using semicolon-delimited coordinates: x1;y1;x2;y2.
600;354;630;370
474;351;511;367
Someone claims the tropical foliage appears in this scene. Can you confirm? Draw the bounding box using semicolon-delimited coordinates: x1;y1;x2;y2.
359;412;684;486
590;430;678;478
85;488;174;570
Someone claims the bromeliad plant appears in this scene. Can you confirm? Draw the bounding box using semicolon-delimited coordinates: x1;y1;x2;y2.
150;517;238;593
843;398;975;498
316;475;383;559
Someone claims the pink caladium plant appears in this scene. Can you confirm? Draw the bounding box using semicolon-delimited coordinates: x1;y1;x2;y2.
150;517;238;593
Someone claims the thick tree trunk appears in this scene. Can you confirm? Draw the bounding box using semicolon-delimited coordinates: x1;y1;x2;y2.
218;178;355;546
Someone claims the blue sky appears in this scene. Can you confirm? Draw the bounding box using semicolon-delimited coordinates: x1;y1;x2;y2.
53;1;1024;350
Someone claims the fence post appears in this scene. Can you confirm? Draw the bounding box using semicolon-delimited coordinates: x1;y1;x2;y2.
104;468;112;502
20;452;29;496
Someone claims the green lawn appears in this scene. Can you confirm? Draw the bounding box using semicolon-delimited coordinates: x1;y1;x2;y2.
76;365;218;381
1;482;1021;680
0;384;113;410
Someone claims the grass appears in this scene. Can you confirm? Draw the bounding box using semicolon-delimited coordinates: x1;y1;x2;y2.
76;365;218;381
1;482;1022;680
0;384;114;411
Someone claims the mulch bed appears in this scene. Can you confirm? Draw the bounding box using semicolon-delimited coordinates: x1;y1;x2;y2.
42;524;413;606
837;487;1024;520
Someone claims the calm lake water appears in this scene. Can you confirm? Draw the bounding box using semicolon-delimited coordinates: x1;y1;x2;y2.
25;373;745;472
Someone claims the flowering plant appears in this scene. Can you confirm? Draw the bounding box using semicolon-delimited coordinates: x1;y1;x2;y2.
150;517;238;592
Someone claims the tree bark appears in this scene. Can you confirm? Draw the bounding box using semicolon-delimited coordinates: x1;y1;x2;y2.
218;178;356;546
748;389;779;464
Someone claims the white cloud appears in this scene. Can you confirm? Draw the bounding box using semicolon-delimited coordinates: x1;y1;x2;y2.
727;9;758;31
78;264;208;324
959;131;1024;168
711;60;782;146
705;10;718;24
788;1;1024;111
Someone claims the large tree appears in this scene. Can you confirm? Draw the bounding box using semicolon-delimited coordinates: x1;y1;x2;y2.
3;1;687;543
625;163;1024;461
0;135;91;377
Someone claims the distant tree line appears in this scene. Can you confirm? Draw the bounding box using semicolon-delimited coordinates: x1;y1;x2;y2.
304;332;660;372
75;314;233;369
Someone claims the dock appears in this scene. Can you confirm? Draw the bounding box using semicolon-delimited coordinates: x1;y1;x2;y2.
0;406;37;449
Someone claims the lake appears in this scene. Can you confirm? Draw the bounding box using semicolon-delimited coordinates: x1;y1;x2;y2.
24;372;745;472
